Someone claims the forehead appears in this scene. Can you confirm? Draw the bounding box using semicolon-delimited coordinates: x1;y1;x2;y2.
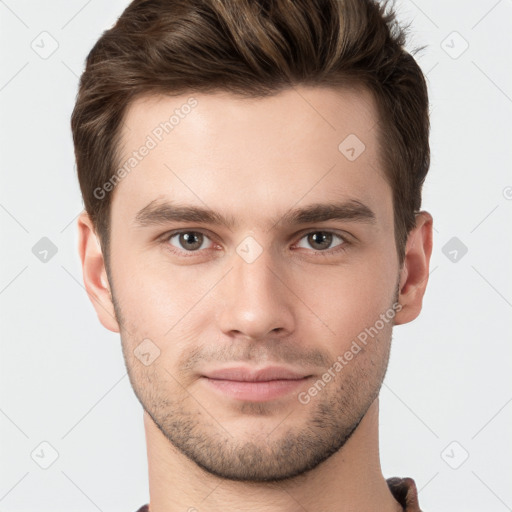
111;85;391;230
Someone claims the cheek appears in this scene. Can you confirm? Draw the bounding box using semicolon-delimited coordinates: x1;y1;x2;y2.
290;256;398;343
111;248;196;324
113;256;221;374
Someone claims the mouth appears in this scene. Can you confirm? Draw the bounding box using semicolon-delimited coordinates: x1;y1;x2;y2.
200;366;313;402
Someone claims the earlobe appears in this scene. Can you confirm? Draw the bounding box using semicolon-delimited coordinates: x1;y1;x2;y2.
77;211;120;333
394;211;433;326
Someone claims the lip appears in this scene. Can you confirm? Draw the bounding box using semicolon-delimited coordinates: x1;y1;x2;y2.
202;366;311;382
201;366;312;402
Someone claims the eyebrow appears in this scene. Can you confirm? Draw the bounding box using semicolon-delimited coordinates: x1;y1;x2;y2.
133;198;377;230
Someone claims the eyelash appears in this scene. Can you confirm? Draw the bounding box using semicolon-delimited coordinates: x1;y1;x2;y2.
160;229;351;258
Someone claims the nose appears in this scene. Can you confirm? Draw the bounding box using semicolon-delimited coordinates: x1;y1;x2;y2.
216;245;296;342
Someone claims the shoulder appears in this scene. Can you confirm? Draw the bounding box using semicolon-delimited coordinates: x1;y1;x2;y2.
387;476;422;511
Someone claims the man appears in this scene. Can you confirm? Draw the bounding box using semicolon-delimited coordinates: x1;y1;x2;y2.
72;0;433;510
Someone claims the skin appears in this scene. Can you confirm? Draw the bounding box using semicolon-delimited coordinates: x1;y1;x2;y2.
78;85;432;512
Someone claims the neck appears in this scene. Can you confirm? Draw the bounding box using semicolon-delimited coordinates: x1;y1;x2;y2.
143;398;402;512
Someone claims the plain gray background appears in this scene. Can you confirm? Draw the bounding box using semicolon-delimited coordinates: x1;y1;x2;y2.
1;0;511;510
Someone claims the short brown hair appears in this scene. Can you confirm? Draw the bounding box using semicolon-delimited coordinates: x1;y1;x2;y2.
71;0;429;269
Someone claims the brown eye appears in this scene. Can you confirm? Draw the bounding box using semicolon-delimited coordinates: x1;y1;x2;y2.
168;231;212;252
296;231;345;252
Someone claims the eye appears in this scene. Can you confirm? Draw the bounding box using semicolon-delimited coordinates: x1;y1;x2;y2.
295;231;347;253
161;229;349;258
166;230;215;253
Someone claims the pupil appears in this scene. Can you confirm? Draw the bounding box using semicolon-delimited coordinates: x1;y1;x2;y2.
182;232;200;249
311;232;331;249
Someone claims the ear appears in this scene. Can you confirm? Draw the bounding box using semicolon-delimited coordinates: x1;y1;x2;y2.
393;211;433;325
77;211;120;333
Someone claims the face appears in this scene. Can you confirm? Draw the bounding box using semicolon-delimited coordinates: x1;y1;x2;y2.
101;86;403;481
